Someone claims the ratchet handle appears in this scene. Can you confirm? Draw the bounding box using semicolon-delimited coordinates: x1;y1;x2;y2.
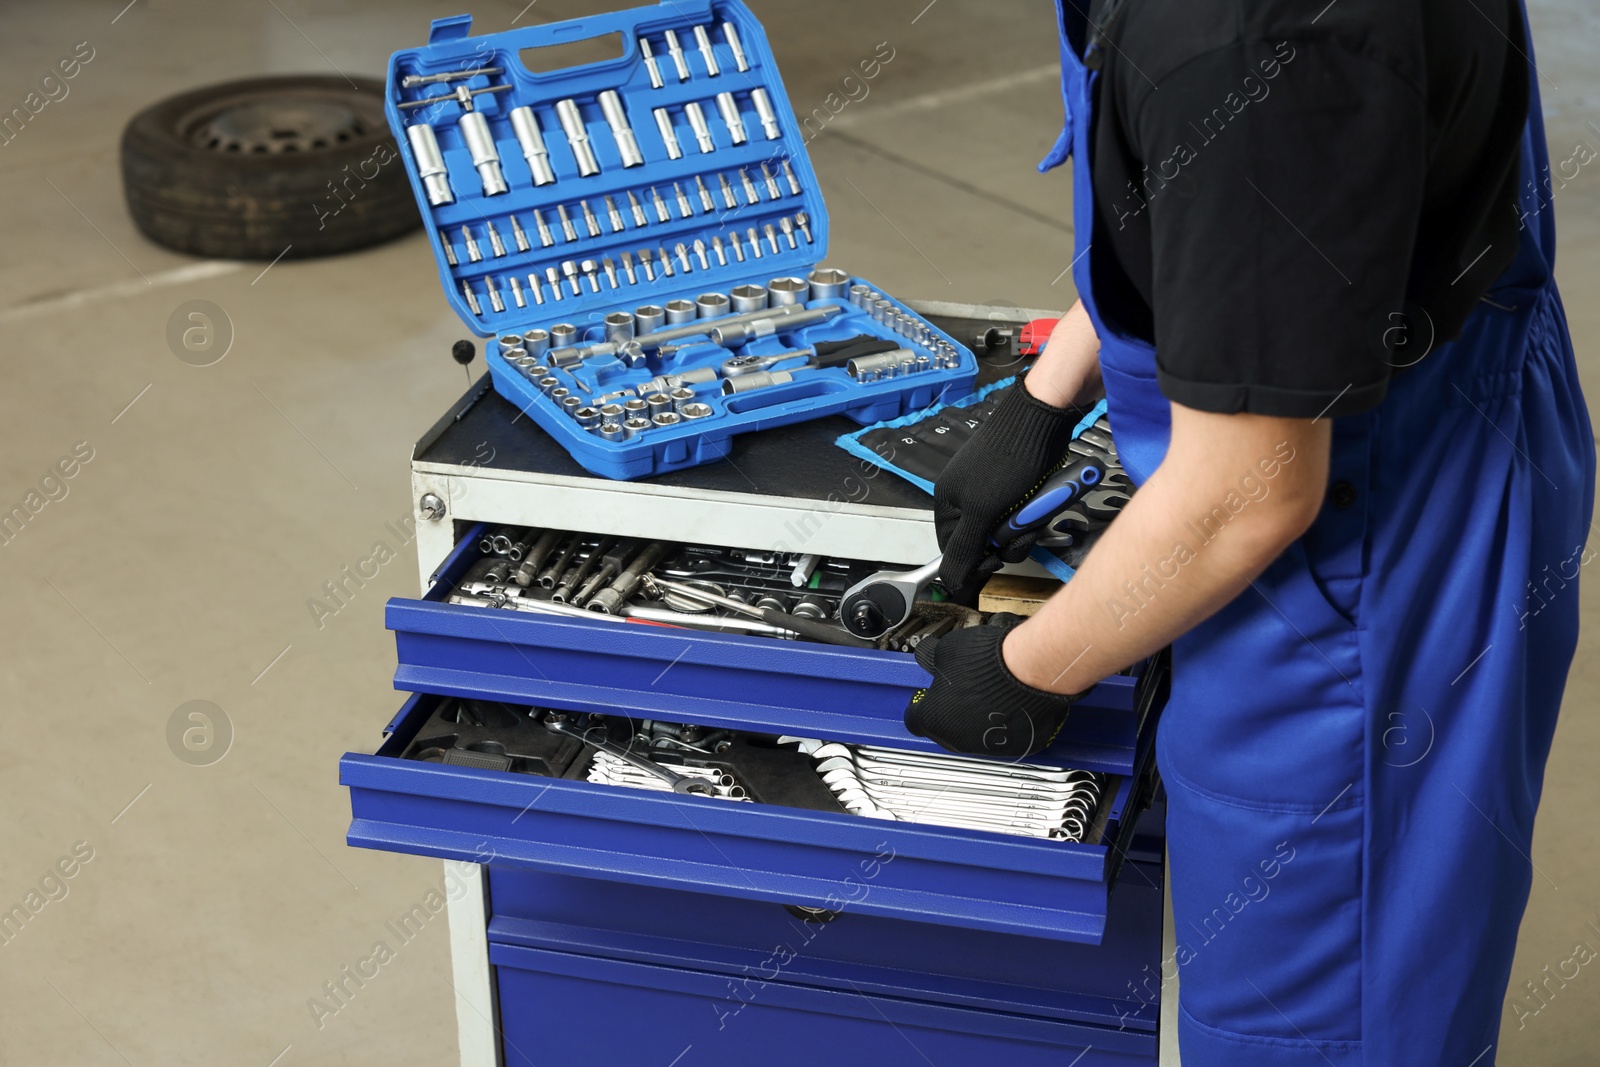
988;456;1106;547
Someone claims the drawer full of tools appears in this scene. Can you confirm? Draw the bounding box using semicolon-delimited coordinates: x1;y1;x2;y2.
387;3;976;478
342;690;1162;944
387;523;1165;774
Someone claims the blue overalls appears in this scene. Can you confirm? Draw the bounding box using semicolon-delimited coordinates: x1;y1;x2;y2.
1043;3;1595;1063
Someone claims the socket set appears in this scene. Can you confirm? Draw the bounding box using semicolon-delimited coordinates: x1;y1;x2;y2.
386;2;976;478
443;526;980;650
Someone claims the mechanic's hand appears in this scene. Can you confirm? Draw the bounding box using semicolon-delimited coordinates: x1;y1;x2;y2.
904;614;1079;758
934;383;1085;604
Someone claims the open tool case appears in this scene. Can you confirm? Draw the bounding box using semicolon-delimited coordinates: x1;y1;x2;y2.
387;1;977;479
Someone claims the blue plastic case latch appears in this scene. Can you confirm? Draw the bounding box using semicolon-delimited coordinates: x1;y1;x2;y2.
429;14;473;43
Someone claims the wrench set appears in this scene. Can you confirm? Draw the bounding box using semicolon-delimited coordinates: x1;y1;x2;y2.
786;738;1107;842
401;700;1110;843
402;703;844;812
445;526;971;648
387;2;975;478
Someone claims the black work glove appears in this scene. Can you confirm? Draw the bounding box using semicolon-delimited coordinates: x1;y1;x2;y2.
933;383;1084;605
904;614;1078;758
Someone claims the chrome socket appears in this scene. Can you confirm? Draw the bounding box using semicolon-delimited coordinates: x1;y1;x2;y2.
693;25;720;76
549;323;579;349
574;405;602;429
498;334;523;352
458;112;507;196
684;101;715;153
722;21;750;72
598;90;643;168
750;88;780;140
555;98;600;177
405;123;453;205
604;311;636;343
680;401;714;420
848;284;873;307
638;37;664;88
652;411;682;428
669;387;697;411
871;298;894;323
715;92;747;145
598;403;626;424
664;299;697;325
508;107;556;186
807;268;850;300
623;416;653;438
524;363;550;381
663;29;691;81
537;375;561;395
847;349;917;379
696;292;731;320
623;397;651;422
597;421;626;442
722;370;792;394
729;284;768;313
768;277;808;306
635;305;667;334
645;392;674;417
561;395;583;418
652;107;682;160
549;386;570;404
522;328;551;358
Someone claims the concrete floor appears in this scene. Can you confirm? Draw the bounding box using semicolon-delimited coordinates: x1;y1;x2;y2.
0;1;1594;1064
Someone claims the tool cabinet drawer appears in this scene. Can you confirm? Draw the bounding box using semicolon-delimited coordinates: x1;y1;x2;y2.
388;523;1165;774
486;928;1160;1066
341;691;1162;944
482;824;1164;1033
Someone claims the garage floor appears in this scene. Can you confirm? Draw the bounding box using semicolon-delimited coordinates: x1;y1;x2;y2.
0;2;1595;1064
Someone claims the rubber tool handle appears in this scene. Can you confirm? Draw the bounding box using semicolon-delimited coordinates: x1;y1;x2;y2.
759;608;875;648
989;456;1106;547
809;335;900;369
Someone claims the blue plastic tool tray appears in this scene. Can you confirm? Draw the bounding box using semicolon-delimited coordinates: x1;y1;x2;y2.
387;2;976;479
387;525;1166;777
342;689;1164;945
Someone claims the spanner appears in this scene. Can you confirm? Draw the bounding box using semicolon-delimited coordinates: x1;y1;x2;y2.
545;717;716;796
837;454;1107;638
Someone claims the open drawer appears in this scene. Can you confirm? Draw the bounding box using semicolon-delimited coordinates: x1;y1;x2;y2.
388;523;1164;774
341;680;1165;945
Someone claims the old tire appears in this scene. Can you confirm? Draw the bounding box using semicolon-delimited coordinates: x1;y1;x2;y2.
120;75;420;260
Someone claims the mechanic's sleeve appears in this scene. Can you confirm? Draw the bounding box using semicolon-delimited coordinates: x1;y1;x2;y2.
1131;40;1428;418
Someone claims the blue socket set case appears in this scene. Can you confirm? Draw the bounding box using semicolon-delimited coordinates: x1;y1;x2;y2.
387;2;977;480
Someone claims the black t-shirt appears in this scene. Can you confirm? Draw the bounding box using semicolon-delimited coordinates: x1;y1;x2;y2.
1087;0;1529;418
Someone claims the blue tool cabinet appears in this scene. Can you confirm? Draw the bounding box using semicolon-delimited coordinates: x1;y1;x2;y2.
340;302;1172;1066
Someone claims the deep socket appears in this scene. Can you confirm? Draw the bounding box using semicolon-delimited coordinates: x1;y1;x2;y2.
722;22;750;71
684;102;715;153
751;88;780;140
653;108;683;159
458;112;508;196
716;92;747;144
597;90;643;168
509;107;556;186
405;123;453;205
692;25;720;76
554;98;600;177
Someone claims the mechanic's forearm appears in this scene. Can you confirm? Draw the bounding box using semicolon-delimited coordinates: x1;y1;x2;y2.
1002;408;1331;694
1024;300;1102;408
